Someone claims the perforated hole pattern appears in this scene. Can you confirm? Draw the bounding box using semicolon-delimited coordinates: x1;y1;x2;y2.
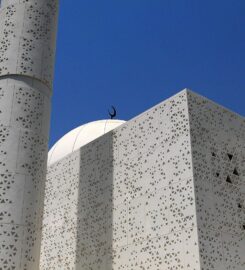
0;0;58;269
41;90;245;269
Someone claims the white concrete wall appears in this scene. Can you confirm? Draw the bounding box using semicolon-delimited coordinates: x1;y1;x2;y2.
0;1;59;269
187;91;245;269
41;90;245;269
41;90;201;269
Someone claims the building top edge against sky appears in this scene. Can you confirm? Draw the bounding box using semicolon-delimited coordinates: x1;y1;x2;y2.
47;88;245;168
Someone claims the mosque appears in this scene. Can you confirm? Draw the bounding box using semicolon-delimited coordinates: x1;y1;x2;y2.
0;0;244;270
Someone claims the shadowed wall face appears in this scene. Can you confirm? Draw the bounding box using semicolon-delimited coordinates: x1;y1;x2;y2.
0;0;59;269
187;92;245;269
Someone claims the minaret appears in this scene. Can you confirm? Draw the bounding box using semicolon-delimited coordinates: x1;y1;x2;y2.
0;0;59;269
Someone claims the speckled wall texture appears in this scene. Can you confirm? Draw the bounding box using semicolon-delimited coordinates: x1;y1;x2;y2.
0;0;59;269
40;90;245;269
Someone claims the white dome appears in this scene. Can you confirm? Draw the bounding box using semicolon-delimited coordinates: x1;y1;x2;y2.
48;119;125;166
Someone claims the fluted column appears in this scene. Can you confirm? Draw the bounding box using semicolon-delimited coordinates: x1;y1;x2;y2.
0;0;59;269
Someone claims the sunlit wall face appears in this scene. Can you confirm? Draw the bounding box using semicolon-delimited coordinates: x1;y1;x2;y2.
0;0;59;269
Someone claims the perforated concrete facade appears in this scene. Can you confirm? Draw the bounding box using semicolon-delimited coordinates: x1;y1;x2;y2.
187;91;245;269
40;90;245;269
0;0;59;269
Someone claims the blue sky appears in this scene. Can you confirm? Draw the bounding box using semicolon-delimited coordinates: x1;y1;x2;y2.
50;0;245;147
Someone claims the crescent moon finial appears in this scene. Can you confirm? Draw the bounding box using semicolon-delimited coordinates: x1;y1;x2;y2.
108;106;117;119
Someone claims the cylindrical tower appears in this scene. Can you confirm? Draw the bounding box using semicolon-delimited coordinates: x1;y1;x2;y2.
0;0;59;269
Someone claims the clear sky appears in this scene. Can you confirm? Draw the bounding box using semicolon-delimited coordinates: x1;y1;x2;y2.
50;0;245;147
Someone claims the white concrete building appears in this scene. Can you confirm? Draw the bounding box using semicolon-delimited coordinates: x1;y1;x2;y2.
0;1;244;270
40;90;245;270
